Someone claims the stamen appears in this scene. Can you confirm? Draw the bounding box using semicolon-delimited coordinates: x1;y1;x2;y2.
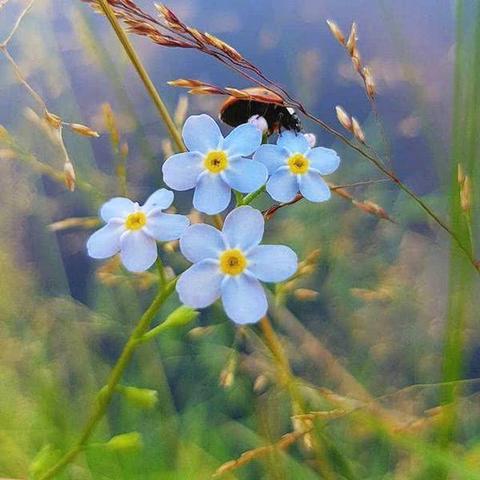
125;211;147;231
204;150;228;174
219;249;247;276
288;153;309;174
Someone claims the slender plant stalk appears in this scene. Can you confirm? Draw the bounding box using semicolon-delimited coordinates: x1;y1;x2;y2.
38;279;176;480
259;317;356;480
97;0;185;153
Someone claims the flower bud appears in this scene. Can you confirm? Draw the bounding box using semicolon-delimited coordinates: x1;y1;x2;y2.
303;133;316;148
117;386;158;409
29;445;60;478
163;305;198;329
248;114;269;133
105;432;143;453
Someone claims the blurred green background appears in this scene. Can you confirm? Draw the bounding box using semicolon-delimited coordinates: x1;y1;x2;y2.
0;0;479;478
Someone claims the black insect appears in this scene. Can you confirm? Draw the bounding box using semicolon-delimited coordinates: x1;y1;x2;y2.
219;87;303;134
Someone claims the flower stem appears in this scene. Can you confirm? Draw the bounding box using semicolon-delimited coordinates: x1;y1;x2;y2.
97;0;185;153
240;185;266;206
38;278;177;480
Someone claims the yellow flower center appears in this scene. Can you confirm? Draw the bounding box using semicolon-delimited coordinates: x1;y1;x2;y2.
125;211;147;231
219;249;247;276
204;150;228;174
288;153;309;174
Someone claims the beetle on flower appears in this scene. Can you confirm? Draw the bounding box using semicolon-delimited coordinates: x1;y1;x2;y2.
162;114;268;215
253;131;340;203
176;206;297;324
87;189;189;272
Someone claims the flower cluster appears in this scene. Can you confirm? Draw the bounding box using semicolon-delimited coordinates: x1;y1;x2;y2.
87;114;340;324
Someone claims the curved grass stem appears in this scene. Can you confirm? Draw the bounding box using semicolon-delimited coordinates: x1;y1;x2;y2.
97;0;185;153
38;279;177;480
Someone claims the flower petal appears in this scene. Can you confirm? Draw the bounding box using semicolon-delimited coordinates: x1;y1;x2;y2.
223;123;262;157
253;144;289;174
247;245;297;282
307;147;340;175
142;188;174;213
222;206;264;250
120;230;157;272
100;197;135;222
182;114;222;154
299;171;331;202
87;222;125;259
179;223;226;263
177;260;222;308
221;274;267;324
222;158;267;193
277;131;309;154
162;152;204;191
266;168;299;202
193;174;231;215
145;212;189;241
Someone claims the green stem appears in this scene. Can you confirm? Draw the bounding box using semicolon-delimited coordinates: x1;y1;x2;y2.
38;279;177;480
240;185;266;206
97;0;185;153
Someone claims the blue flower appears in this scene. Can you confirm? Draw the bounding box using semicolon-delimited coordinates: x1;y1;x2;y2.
176;206;297;324
253;131;340;203
87;189;189;272
162;114;268;215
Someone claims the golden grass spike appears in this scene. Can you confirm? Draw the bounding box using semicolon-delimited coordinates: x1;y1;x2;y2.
335;105;352;131
351;116;366;143
326;19;345;45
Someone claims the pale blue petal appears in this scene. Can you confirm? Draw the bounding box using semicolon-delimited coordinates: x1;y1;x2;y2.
120;230;157;272
182;114;222;154
179;224;226;263
299;171;331;202
247;245;298;282
221;274;267;324
277;131;309;154
177;260;222;308
222;158;267;193
223;206;264;250
162;152;204;191
253;144;289;174
266;168;299;202
307;147;340;175
142;188;174;213
223;123;262;158
87;221;125;259
100;197;135;222
145;212;189;241
193;174;231;215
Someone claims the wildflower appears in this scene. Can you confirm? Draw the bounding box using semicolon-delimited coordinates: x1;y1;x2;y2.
253;131;340;203
162;114;267;214
87;189;189;272
177;206;297;324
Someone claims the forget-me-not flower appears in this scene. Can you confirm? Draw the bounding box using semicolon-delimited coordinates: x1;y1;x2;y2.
87;189;189;272
253;131;340;203
162;114;268;215
176;206;297;324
